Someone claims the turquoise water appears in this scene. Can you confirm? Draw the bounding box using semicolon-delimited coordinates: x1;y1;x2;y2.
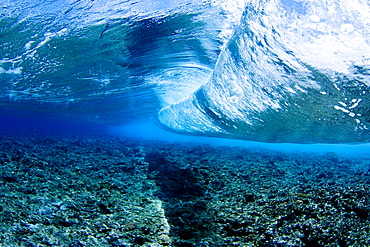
1;0;369;153
1;2;370;245
109;122;370;157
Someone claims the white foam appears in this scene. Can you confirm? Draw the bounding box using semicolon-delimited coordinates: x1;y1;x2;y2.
0;67;22;74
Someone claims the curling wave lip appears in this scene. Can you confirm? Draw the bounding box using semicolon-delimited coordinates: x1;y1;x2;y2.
158;0;370;143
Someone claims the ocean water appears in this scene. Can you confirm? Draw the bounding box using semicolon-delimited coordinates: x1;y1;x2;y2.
1;1;370;246
1;0;369;156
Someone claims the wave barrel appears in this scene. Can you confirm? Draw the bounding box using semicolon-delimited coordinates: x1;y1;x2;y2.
158;0;370;143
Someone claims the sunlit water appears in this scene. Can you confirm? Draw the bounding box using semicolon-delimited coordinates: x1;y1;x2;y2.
1;0;369;156
158;0;370;143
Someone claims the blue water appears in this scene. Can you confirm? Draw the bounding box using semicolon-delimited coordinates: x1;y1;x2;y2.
1;0;369;156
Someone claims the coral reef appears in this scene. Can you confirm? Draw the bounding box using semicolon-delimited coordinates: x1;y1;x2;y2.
0;136;369;246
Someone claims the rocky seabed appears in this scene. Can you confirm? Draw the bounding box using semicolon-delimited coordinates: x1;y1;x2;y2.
0;136;369;246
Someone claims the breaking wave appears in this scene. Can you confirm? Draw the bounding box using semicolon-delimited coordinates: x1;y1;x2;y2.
0;0;242;122
158;0;370;143
1;0;369;143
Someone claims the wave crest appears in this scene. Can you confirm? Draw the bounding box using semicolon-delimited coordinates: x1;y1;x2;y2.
158;0;370;143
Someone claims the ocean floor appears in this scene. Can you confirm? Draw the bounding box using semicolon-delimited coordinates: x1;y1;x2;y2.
0;136;370;246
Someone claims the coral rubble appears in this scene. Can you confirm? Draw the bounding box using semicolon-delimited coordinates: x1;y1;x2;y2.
0;136;369;246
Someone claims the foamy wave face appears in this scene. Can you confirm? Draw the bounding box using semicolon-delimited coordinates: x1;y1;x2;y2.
0;0;243;123
158;0;370;143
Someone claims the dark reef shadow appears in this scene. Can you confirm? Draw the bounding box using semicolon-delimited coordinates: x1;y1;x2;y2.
144;150;214;246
